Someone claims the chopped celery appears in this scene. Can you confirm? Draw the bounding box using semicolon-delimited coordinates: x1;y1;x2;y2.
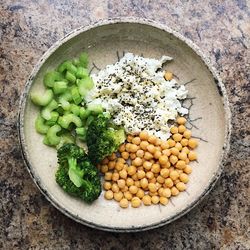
86;115;95;126
46;124;61;146
58;92;72;111
77;79;89;97
72;58;80;67
58;114;83;129
56;132;75;149
71;87;82;105
53;81;68;94
57;61;77;74
30;89;53;106
80;76;94;90
76;127;87;141
79;107;91;120
79;52;88;68
76;67;88;79
70;104;80;116
45;111;59;126
87;103;103;114
41;99;58;120
65;71;76;83
43;71;63;88
35;114;49;134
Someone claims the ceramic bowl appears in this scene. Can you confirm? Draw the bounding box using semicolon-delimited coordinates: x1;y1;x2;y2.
18;18;231;232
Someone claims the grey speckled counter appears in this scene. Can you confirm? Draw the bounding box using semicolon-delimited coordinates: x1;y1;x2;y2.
0;1;249;249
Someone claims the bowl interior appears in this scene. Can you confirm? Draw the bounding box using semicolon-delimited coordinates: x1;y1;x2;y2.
21;22;228;231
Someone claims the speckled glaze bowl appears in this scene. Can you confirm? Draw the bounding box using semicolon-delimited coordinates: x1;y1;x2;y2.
18;18;231;232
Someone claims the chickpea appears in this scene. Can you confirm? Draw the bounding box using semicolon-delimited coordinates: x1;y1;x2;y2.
132;137;141;145
162;149;171;156
140;178;149;189
178;152;187;161
139;131;149;141
102;157;109;165
121;151;129;160
119;198;129;208
170;170;179;181
117;179;126;189
140;141;149;150
127;165;136;176
108;161;116;170
157;175;165;184
129;185;138;194
177;117;186;125
146;171;154;180
136;149;144;158
137;170;146;179
104;190;113;200
104;172;112;181
151;195;160;204
165;178;174;188
148;183;157;193
127;135;134;142
108;153;117;161
121;186;128;192
130;153;136;160
111;183;119;193
183;130;192;139
126;178;134;187
123;164;128;171
152;163;161;174
171;187;180;196
115;162;124;171
180;173;189;183
144;152;153;160
159;197;169;205
167;139;176;147
124;191;132;201
180;138;189;146
103;181;112;190
142;195;152;205
125;143;132;152
173;133;182;142
184;165;192;174
132;173;139;181
170;126;178;134
188;151;197;161
130;144;139;153
131;197;141;208
148;135;157;145
160;141;168;150
156;182;162;189
134;180;141;188
161;188;171;198
182;146;190;154
101;165;108;173
188;138;198;149
133;157;143;166
185;158;190;164
178;125;186;134
159;155;168;165
147;144;156;154
114;191;123;202
169;155;178;165
174;179;180;185
175;142;183;151
143;161;152;170
155;138;162;146
160;168;170;178
164;71;173;81
176;182;186;191
119;143;126;153
119;169;128;179
170;147;179;156
154;151;162;159
117;157;125;163
136;188;145;199
177;169;183;174
149;177;156;184
176;160;186;170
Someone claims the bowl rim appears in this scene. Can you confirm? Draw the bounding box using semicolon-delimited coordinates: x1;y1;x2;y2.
18;17;231;232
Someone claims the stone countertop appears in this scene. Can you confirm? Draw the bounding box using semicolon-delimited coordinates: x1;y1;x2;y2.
0;0;249;249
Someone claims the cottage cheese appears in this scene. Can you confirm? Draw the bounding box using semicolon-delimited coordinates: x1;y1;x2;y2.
87;53;188;140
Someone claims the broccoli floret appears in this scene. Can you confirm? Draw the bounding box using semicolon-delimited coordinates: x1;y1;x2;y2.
86;113;126;164
55;143;101;203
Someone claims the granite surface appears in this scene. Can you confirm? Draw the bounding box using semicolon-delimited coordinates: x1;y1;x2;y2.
0;0;249;249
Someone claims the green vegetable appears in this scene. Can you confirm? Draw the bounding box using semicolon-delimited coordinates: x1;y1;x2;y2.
58;92;72;111
45;111;59;126
55;143;101;203
35;114;49;134
71;86;82;105
58;113;82;129
76;67;88;79
79;52;88;68
30;89;53;106
65;71;76;83
77;79;88;97
46;124;61;146
70;104;80;116
53;81;68;94
56;132;75;149
86;113;126;164
79;107;91;120
44;71;63;88
41;99;58;120
78;76;94;90
87;103;103;114
58;61;77;74
72;58;80;67
76;127;87;141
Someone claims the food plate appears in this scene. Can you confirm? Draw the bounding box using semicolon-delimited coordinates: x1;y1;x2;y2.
18;18;231;232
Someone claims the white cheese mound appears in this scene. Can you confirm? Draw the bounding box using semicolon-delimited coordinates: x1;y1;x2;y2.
88;53;188;140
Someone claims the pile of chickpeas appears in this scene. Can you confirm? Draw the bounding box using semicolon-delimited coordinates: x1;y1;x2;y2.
98;117;198;209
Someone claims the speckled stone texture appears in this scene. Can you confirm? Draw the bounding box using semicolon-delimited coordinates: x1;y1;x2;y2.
0;0;249;249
